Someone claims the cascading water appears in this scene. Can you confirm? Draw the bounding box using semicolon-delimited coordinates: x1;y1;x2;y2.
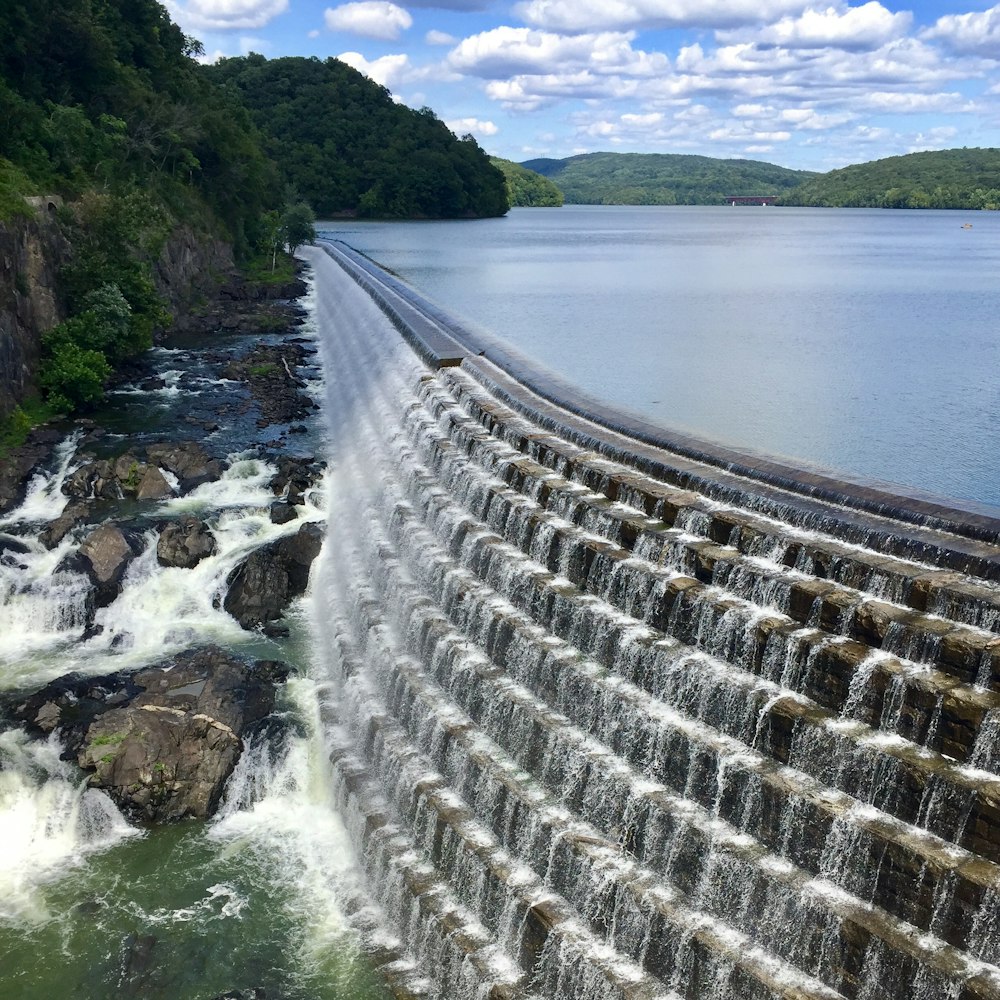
301;238;1000;1000
0;278;394;999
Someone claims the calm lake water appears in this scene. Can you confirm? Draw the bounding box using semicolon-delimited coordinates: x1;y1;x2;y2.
319;205;1000;509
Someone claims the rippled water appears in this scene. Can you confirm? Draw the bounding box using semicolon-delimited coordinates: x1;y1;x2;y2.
319;205;1000;507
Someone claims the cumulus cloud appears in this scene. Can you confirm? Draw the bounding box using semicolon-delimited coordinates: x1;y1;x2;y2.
426;29;458;45
166;0;288;31
922;5;1000;57
337;50;412;87
445;116;499;136
717;3;911;51
908;125;960;151
325;2;412;40
514;0;810;33
448;27;669;78
407;0;493;7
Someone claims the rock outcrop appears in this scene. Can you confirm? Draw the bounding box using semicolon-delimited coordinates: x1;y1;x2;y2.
224;522;324;635
77;523;145;606
156;516;216;569
8;646;289;823
61;441;226;504
223;342;317;427
0;212;67;420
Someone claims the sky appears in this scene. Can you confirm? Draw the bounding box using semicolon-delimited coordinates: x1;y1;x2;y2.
163;0;1000;171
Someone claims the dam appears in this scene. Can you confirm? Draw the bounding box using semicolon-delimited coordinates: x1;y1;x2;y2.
305;239;1000;1000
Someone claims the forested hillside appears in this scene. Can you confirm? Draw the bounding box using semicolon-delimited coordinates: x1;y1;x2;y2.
0;0;275;243
777;148;1000;209
206;55;508;220
0;0;282;420
522;152;814;205
490;158;563;207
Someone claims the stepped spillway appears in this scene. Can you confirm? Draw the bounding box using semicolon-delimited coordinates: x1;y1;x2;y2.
305;240;1000;1000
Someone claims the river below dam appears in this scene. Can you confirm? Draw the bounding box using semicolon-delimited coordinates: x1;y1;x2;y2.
319;205;1000;509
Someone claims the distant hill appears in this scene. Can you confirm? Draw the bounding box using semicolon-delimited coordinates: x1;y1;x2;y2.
205;55;508;219
520;152;815;205
490;158;563;207
777;148;1000;209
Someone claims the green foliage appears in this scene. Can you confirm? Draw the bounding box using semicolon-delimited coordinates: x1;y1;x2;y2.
778;148;1000;209
39;324;112;412
521;152;814;205
0;157;33;221
0;397;56;454
248;362;279;378
281;201;315;254
0;0;279;250
60;191;171;356
242;251;296;286
90;731;127;747
490;157;564;207
204;55;508;219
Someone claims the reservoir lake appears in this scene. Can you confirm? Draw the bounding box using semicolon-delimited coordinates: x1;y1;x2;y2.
319;205;1000;509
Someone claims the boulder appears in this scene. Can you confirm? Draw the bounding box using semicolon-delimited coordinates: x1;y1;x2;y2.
16;647;293;823
135;465;174;501
63;458;125;500
145;441;225;492
39;501;93;548
156;516;217;569
0;534;31;566
224;522;323;633
0;431;60;515
269;501;298;525
78;523;144;606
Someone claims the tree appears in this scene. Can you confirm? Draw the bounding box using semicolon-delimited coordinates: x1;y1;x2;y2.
281;201;315;255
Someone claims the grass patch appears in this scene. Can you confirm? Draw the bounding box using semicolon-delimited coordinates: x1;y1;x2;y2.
91;731;127;747
0;397;57;456
241;252;296;286
247;361;280;378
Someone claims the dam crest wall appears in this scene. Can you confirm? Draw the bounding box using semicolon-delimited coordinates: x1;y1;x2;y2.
305;240;1000;1000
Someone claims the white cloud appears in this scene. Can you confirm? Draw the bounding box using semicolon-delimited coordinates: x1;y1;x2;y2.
922;6;1000;57
238;35;270;53
708;126;791;141
308;28;320;38
908;125;959;151
325;2;412;40
408;0;492;7
446;116;500;136
717;3;911;51
448;27;669;78
337;51;412;88
166;0;288;31
514;0;810;33
196;48;229;64
426;29;458;45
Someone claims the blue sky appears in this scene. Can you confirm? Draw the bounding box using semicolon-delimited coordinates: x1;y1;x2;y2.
164;1;1000;170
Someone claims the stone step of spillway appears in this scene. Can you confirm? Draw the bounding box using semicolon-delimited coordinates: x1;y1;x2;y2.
324;541;857;1000
401;376;1000;766
326;394;1000;997
441;366;1000;621
374;382;996;826
418;373;1000;692
306;242;1000;1000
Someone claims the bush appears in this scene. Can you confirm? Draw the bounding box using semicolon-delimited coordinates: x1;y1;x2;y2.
40;320;112;412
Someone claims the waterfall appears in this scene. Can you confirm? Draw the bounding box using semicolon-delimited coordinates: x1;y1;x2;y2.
304;240;1000;1000
0;728;140;924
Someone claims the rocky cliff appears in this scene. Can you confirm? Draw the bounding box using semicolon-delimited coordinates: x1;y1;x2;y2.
0;209;236;420
0;208;67;419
